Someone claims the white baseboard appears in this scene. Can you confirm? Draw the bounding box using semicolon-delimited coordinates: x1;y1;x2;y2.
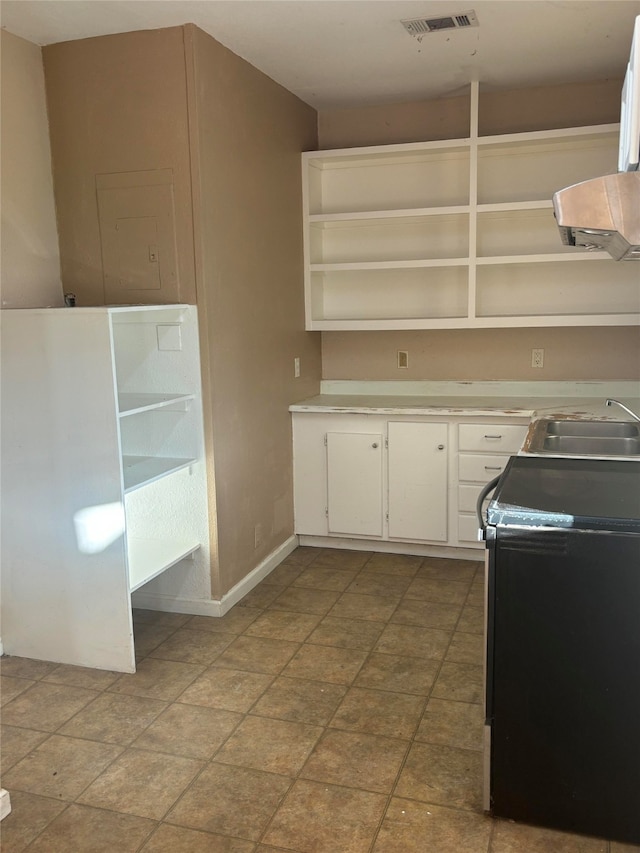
298;535;483;562
131;535;299;617
0;789;11;821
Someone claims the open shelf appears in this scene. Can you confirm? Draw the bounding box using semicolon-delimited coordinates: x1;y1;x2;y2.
122;455;196;492
127;538;200;592
118;392;194;417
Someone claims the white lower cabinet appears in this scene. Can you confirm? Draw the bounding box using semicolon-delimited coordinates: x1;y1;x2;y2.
292;411;529;552
0;305;209;673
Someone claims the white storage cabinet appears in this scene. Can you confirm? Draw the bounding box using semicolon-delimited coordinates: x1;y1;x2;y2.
302;84;639;330
0;305;209;672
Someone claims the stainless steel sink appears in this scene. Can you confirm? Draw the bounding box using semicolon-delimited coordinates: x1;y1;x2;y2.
527;419;640;457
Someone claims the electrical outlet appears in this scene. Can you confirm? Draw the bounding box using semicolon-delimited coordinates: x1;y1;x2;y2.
531;348;544;369
397;350;409;369
294;357;300;378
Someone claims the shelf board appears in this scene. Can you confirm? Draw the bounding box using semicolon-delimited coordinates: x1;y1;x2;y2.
118;392;194;417
122;455;196;492
476;200;553;213
128;537;200;592
475;252;611;265
308;206;470;223
308;313;640;331
311;258;469;272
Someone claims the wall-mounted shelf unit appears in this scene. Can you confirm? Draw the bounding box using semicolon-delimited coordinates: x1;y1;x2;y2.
302;83;639;330
0;304;209;672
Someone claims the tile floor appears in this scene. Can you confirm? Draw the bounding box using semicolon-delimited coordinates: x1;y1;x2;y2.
1;546;639;853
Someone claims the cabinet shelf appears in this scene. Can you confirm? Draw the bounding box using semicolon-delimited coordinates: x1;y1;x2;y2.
118;392;194;417
127;538;200;592
122;454;197;492
302;86;632;329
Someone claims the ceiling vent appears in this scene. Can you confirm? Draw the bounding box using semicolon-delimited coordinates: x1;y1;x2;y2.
401;10;479;37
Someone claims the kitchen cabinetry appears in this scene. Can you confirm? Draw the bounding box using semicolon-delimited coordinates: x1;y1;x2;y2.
292;410;529;553
0;305;209;672
293;414;448;545
302;84;639;330
457;423;529;544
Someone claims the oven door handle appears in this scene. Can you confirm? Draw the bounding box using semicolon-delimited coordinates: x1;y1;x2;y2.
476;474;502;534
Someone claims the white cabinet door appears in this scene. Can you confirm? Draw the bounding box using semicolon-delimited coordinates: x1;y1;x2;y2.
327;432;383;537
388;421;448;542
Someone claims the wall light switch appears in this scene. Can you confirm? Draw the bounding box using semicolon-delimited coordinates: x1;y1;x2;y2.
531;348;544;368
397;350;409;369
294;357;301;378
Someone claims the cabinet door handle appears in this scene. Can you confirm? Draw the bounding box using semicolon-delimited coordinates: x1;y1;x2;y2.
437;444;445;450
372;442;379;449
484;434;502;439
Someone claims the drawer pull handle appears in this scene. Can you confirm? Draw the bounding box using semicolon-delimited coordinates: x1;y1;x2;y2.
484;465;502;471
484;434;502;439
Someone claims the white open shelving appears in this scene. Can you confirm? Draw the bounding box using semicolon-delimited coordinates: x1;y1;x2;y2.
302;83;639;330
0;304;209;672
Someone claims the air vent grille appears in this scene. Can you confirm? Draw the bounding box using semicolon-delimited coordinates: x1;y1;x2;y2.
401;10;479;37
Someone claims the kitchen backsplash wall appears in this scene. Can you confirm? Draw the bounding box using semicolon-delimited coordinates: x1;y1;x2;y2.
317;78;637;383
321;327;640;382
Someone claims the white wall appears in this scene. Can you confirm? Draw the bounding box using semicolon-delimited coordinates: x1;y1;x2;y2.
1;30;62;308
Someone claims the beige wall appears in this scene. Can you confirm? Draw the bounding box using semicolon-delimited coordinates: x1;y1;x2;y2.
43;28;197;305
187;26;319;596
318;79;639;382
1;31;62;308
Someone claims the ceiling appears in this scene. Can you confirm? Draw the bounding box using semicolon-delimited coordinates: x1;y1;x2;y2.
1;1;639;109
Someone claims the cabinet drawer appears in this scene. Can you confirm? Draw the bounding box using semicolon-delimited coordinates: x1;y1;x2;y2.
458;483;483;513
458;423;528;453
459;453;510;483
458;513;483;544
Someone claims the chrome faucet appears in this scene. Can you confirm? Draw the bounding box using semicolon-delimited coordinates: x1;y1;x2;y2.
605;399;640;422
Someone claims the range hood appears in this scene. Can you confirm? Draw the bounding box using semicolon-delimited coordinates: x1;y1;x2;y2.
553;172;640;261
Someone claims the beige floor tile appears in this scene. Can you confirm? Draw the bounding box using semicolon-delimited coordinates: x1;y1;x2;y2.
263;779;387;853
311;549;372;570
78;748;203;820
445;631;484;665
390;598;463;631
133;623;180;657
359;552;423;576
345;572;413;598
292;566;359;592
185;607;262;635
330;686;424;739
457;604;485;634
244;610;322;643
132;703;241;759
251;675;347;725
373;798;492;853
0;675;34;707
395;741;483;811
374;623;451;660
281;546;320;566
355;653;440;696
26;803;156;853
109;657;205;701
265;563;305;586
214;715;322;775
0;790;67;853
329;593;400;623
0;725;49;771
58;691;167;745
490;817;609;852
166;762;291;840
0;657;58;680
404;577;470;605
3;734;122;800
212;635;301;675
269;586;341;615
418;558;479;582
466;585;485;607
610;842;640;852
148;628;235;665
300;729;408;794
282;644;367;685
42;663;120;690
140;823;255;852
306;615;384;651
1;681;98;731
236;585;283;609
416;697;484;751
132;610;192;629
178;667;273;713
431;661;484;704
